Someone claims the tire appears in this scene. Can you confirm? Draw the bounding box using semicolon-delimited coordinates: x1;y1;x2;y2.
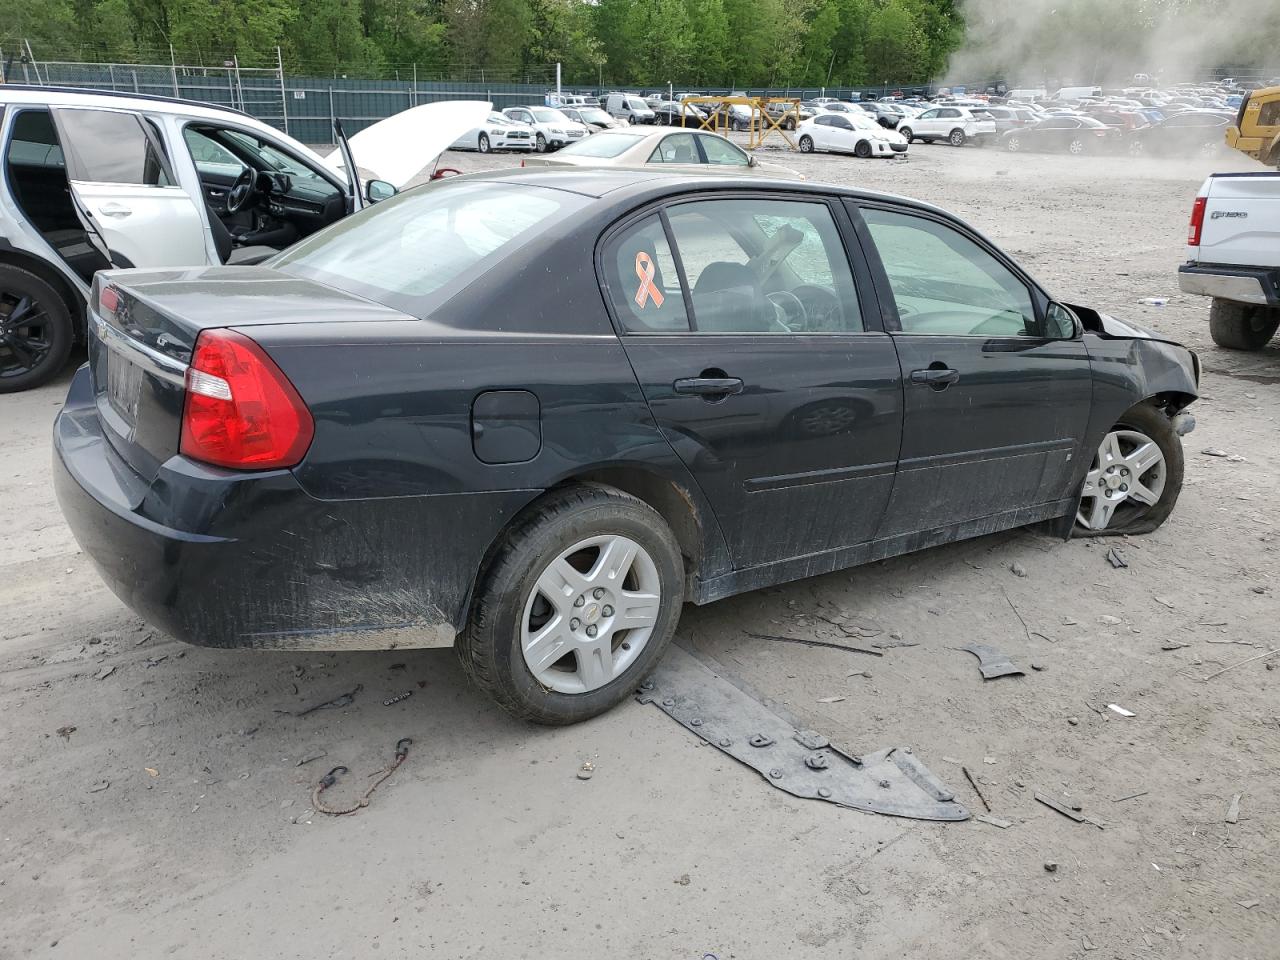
477;133;490;154
799;135;814;153
784;118;795;131
1209;298;1280;350
456;484;685;725
949;128;966;146
1005;135;1021;152
854;139;872;159
535;133;547;153
1068;137;1085;155
0;264;74;394
1074;403;1184;536
899;126;913;142
1127;137;1144;156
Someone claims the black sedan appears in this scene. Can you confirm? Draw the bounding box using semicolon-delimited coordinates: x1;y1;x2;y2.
1001;115;1121;154
1132;112;1232;155
54;170;1199;724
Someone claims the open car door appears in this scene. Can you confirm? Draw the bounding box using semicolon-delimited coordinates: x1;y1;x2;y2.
332;118;365;212
50;107;208;269
323;100;492;191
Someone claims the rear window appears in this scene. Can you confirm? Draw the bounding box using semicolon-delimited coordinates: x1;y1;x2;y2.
274;181;586;317
557;133;645;158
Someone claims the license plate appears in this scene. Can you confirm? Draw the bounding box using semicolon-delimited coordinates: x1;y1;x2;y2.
107;352;143;423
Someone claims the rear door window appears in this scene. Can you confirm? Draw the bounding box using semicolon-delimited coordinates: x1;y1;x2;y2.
600;215;690;333
53;108;172;185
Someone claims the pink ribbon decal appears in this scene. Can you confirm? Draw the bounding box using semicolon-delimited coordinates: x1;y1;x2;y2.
634;251;665;309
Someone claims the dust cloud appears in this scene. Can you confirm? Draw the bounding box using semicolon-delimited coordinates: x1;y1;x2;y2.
945;0;1280;91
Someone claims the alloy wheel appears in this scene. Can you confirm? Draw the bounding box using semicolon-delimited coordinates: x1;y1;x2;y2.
0;289;53;382
478;133;490;153
799;136;814;153
1006;136;1020;152
520;534;662;694
535;133;547;153
1076;429;1167;531
1068;138;1085;155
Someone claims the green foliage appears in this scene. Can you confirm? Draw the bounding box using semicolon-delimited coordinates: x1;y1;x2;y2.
3;0;968;85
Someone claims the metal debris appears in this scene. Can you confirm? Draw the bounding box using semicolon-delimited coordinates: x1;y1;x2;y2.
311;738;411;816
295;752;328;767
1112;791;1148;803
638;646;968;821
1226;793;1241;824
959;643;1026;680
290;683;363;717
1035;792;1104;829
1105;548;1128;569
817;696;846;704
976;814;1012;828
382;691;412;706
1201;648;1279;681
577;761;595;781
1237;899;1260;909
746;631;882;657
56;725;76;741
94;665;116;681
88;780;110;793
1044;860;1058;872
1108;704;1136;718
962;765;991;812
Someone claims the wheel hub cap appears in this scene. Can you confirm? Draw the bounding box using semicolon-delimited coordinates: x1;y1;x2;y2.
1076;428;1166;530
520;534;662;694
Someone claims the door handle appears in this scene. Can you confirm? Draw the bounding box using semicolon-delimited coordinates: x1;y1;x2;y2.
673;376;744;398
98;202;132;218
909;367;960;389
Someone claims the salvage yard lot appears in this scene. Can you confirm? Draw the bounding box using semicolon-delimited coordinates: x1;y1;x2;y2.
2;144;1276;959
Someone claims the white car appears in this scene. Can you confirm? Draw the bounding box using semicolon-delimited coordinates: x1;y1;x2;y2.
502;105;590;152
897;106;997;146
0;88;491;391
451;111;537;153
796;113;909;158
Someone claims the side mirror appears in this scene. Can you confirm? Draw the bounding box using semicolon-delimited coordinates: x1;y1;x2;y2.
1045;301;1079;339
366;179;396;203
748;155;759;167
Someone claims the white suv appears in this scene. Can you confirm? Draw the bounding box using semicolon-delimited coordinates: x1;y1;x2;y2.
0;87;488;391
502;106;590;152
898;106;997;147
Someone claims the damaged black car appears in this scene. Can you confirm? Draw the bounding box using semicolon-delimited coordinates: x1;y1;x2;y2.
53;169;1199;724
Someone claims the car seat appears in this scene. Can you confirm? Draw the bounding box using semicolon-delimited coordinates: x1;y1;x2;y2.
691;261;774;332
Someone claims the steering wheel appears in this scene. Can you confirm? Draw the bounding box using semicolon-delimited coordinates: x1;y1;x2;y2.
792;284;844;331
226;167;255;214
766;290;808;331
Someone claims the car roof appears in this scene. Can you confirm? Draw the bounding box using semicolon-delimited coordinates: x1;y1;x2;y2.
0;84;282;138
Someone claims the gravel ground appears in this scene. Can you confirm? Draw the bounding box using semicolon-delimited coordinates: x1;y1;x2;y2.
2;140;1277;959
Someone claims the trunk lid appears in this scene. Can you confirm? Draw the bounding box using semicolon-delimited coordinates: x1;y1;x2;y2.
87;266;414;484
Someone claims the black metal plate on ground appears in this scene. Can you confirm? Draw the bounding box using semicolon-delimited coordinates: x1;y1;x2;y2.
638;646;969;822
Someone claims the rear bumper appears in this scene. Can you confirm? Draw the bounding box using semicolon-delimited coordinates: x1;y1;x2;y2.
1177;263;1280;307
53;365;532;650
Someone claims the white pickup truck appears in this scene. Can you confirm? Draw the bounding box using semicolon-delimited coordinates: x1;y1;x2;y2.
1177;172;1280;350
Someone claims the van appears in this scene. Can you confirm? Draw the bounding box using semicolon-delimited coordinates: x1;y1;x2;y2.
1054;85;1102;101
606;93;656;125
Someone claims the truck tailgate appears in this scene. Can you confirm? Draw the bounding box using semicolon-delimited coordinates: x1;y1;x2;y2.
1196;173;1280;267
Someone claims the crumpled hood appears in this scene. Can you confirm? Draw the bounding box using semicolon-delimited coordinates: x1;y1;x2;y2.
324;100;492;188
1066;301;1186;347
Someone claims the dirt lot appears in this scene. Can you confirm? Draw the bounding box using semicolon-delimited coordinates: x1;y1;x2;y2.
2;140;1277;960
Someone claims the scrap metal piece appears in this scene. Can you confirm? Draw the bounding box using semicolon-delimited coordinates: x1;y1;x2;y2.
637;646;968;821
959;643;1025;680
1035;791;1105;830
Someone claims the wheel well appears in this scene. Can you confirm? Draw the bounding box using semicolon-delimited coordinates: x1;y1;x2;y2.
1138;391;1197;416
0;249;85;332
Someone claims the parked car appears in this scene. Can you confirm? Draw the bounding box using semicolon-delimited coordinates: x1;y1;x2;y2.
502;106;590;152
53;169;1199;724
560;106;628;132
0;86;489;391
651;101;707;126
450;111;537;153
1133;112;1233;155
1000;115;1119;154
521;129;801;178
971;106;1035;135
796;113;908;158
764;101;814;130
604;93;657;125
853;101;903;129
1177;172;1280;350
898;106;996;146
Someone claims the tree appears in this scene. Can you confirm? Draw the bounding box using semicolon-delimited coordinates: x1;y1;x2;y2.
864;0;926;84
797;0;839;86
686;0;729;86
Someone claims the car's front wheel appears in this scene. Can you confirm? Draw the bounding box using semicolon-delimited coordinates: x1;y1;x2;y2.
477;133;490;153
1068;137;1086;155
457;485;685;724
0;264;74;394
854;139;872;158
1209;298;1279;350
1075;404;1184;535
899;126;913;142
798;135;815;153
1005;135;1021;152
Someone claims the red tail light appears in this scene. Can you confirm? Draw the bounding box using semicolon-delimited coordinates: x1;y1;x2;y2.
180;329;314;470
1187;196;1207;246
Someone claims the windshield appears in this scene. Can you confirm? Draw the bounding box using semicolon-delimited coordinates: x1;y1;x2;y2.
530;108;568;123
580;108;611;123
487;113;508;124
626;98;650;111
556;133;645;158
275;181;586;317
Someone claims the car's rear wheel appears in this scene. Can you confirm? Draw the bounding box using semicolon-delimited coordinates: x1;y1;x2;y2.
535;133;547;153
1127;137;1144;156
0;264;74;394
1068;137;1086;155
854;139;872;158
1209;298;1280;350
899;126;913;142
1005;135;1021;152
949;129;966;146
799;135;814;153
457;485;684;724
478;133;490;153
1075;404;1183;535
